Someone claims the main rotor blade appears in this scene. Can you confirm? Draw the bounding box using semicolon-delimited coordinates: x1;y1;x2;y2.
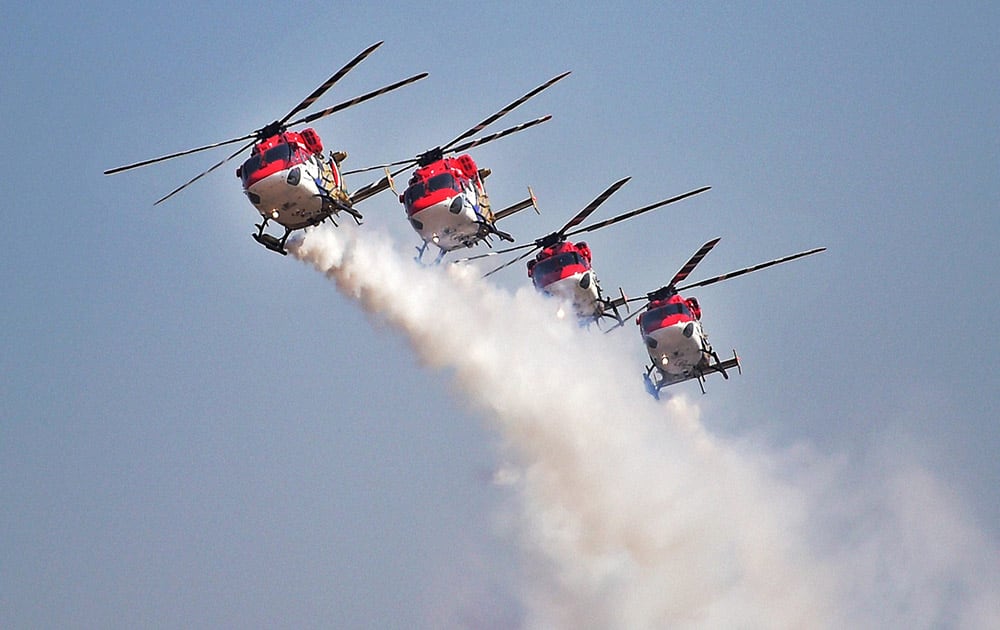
341;156;418;176
475;178;644;276
104;132;256;175
107;42;389;177
442;71;570;153
668;238;721;289
624;237;722;305
390;163;417;179
280;41;384;125
555;177;631;237
675;247;826;292
447;115;552;155
484;248;537;278
152;139;255;205
453;240;537;264
382;158;428;181
288;72;428;127
346;74;566;178
566;186;711;238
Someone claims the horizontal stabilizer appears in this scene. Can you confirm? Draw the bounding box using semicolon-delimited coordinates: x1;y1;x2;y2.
646;350;742;397
704;351;741;378
493;188;539;221
350;174;393;204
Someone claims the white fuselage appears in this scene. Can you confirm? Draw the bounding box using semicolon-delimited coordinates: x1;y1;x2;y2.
410;190;483;252
644;320;709;377
540;271;603;320
245;160;327;230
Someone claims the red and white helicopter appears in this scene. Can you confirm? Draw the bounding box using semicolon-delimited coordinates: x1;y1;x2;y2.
345;72;571;263
104;41;427;255
468;178;711;326
621;237;825;397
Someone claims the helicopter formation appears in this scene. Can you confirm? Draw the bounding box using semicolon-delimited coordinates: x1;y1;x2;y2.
461;180;824;395
104;42;825;396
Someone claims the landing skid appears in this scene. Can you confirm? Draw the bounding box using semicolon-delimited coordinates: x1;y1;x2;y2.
471;217;515;246
414;241;429;263
253;220;290;255
413;218;512;265
492;227;515;243
318;194;363;225
481;217;515;243
343;205;364;224
643;368;661;400
413;241;447;265
643;349;741;398
252;196;364;255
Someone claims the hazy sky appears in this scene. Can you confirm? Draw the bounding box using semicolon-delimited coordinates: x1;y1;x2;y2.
2;2;998;628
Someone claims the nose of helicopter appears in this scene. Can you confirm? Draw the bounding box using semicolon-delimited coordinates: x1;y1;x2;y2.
411;197;457;234
645;321;702;373
245;168;326;229
409;194;479;250
417;196;463;215
541;272;599;317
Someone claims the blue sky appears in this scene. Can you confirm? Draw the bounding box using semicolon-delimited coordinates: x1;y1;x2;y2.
2;2;998;627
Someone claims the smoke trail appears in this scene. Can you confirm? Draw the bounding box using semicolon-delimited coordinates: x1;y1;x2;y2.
290;226;999;629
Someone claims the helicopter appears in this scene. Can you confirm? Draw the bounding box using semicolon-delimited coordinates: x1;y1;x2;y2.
104;41;427;255
621;237;825;397
466;178;711;326
345;72;571;263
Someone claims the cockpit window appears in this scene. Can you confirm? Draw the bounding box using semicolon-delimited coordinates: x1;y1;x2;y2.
403;173;457;208
531;251;585;287
533;252;583;277
426;173;456;192
241;155;262;181
403;182;425;207
264;143;292;164
240;143;294;184
639;302;692;330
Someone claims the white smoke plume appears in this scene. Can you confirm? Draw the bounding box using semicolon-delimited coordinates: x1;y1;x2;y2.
290;226;1000;629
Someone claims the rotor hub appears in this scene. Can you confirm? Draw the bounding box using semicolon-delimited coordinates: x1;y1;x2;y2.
417;147;444;167
536;232;563;249
257;120;285;140
647;285;678;302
